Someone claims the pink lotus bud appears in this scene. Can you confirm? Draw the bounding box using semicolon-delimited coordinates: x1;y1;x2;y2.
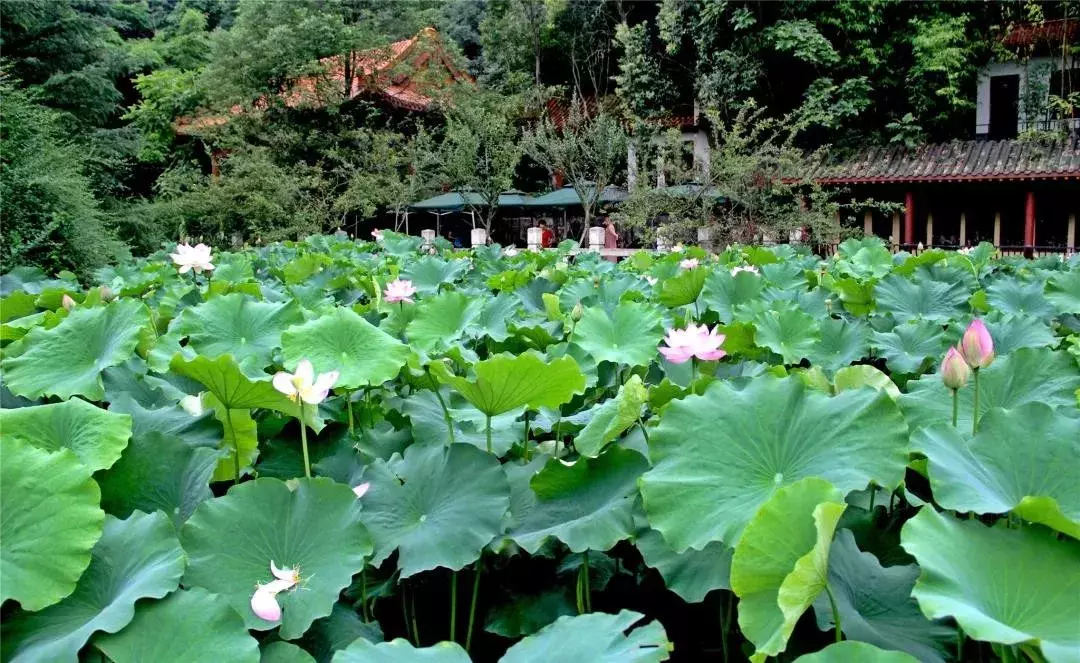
352;483;370;499
959;319;994;369
250;584;282;621
939;347;970;390
61;295;76;311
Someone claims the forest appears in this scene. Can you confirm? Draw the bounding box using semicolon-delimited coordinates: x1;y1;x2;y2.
2;0;1077;277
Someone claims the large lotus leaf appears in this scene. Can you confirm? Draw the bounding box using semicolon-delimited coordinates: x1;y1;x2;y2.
282;307;410;390
901;507;1080;662
731;478;847;663
175;293;301;375
2;511;185;663
181;477;372;639
169;354;297;412
807;317;870;373
574;375;648;457
301;602;384;663
0;398;131;472
752;307;821;364
0;441;104;611
203;393;260;481
824;276;876;316
640;376;908;551
486;588;576;637
92;588;260;663
899;348;1080;434
700;269;763;322
657;266;708;308
811;530;954;663
573;301;665;367
332;638;471;663
911;403;1080;538
397;389;518;455
2;298;150;400
97;431;222;527
980;312;1057;356
833;365;901;400
869;320;949;375
508;447;648;554
262;642;317;663
635;528;732;603
499;610;672;663
794;642;920;663
108;393;221;450
873;275;968;323
401;255;470;294
359;443;510;576
468;291;519;342
430;351;585;417
1045;270;1080;314
405;291;482;354
985;278;1056;318
760;261;808;291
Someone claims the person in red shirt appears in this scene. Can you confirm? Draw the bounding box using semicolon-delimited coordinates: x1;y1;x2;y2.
539;220;555;248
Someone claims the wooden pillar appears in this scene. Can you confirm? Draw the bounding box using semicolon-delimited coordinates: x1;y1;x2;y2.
993;212;1001;247
1024;190;1036;248
891;212;901;252
926;212;934;247
863;210;873;236
1067;213;1076;250
959;212;967;246
903;191;915;245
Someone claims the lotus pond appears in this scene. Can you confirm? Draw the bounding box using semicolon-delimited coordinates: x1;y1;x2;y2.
1;234;1079;663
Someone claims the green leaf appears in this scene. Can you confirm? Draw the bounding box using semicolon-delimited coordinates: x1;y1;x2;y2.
833;365;901;400
1045;271;1080;314
574;375;648;457
508;448;648;554
640;376;908;550
794;641;920;663
2;511;185;662
499;610;672;663
0;441;104;611
405;291;481;354
899;348;1080;434
398;389;518;456
573;301;665;367
874;276;968;323
636;528;732;603
431;351;585;417
911;403;1080;538
0;398;131;472
181;478;373;639
657;267;708;308
486;588;576;637
731;478;847;663
359;443;510;576
332;638;471;663
401;256;470;294
980;313;1057;356
870;320;948;375
92;588;260;663
701;269;764;321
262;641;317;663
301;602;384;663
901;507;1080;662
825;276;877;316
169;354;297;412
204;393;260;481
811;530;954;662
2;299;150;400
752;307;821;365
808;318;870;373
175;293;301;376
282;307;410;390
985;278;1056;318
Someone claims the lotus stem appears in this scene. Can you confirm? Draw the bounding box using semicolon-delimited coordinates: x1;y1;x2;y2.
523;410;531;461
346;390;355;434
719;591;733;663
299;404;312;479
224;407;240;485
450;571;458;643
410;583;420;645
868;484;876;512
575;565;584;614
972;369;981;435
465;554;483;652
824;584;842;643
951;388;959;428
428;370;456;445
957;626;964;660
583;551;591;612
361;568;371;622
485;414;493;455
401;582;412;644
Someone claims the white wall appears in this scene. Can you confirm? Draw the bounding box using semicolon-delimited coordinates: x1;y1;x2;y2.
976;57;1080;135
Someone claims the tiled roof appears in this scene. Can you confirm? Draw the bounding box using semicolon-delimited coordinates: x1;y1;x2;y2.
544;97;698;130
1001;19;1078;47
811;139;1080;184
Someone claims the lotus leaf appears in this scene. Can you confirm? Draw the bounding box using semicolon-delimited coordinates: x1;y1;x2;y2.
282;307;410;389
0;397;131;472
499;610;672;663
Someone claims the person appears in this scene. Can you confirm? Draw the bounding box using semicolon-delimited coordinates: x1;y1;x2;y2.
447;230;463;248
603;217;619;262
539;220;554;249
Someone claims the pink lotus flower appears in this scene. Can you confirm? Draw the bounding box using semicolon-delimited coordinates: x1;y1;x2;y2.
273;359;339;405
371;229;383;240
170;243;215;274
383;279;416;304
730;265;759;276
939;347;970;390
658;323;727;364
61;294;76;311
352;482;370;498
959;319;994;369
679;258;700;270
250;561;300;622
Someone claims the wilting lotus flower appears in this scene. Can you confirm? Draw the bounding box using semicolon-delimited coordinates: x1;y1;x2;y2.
250;561;301;622
61;294;76;311
939;347;970;390
504;246;519;257
959;319;994;369
679;258;700;270
383;279;417;304
352;482;371;498
273;359;339;405
179;394;204;416
659;323;727;364
170;243;215;274
730;265;759;276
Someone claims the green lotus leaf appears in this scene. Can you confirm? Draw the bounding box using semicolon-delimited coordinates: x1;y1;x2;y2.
832;239;894;280
640;376;908;551
486;588;576;637
508;447;648;554
870;320;949;376
572;301;665;367
332;638;471;663
657;266;708;308
397;388;518;455
0;289;39;322
181;477;372;639
833;365;901;400
2;511;185;662
282;307;410;390
170;354;297;412
97;431;222;527
985;278;1056;318
359;443;510;576
0;441;105;611
575;375;648;457
636;528;732;603
874;275;968;323
807;317;870;373
752;307;821;365
92;588;260;663
1044;270;1080;314
499;610;672;663
760;261;808;291
108;393;221;450
980;312;1057;355
203;392;261;481
0;398;131;472
701;269;764;321
824;276;876;316
811;530;954;662
467;291;519;342
405;291;482;354
2;298;150;400
900;507;1080;662
899;348;1080;434
401;256;470;294
794;641;920;663
731;478;847;663
431;351;585;417
301;602;384;662
262;641;317;663
911;403;1080;538
175;293;302;376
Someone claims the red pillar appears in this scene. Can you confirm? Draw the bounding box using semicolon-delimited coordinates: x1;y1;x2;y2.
903;191;915;245
1024;190;1036;247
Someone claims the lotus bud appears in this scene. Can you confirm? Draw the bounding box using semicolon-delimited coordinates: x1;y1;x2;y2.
99;285;115;302
939;347;970;390
571;303;584;322
61;294;76;311
959;319;994;369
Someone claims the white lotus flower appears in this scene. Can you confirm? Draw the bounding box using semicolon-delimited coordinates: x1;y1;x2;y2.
730;265;759;276
272;359;339;405
170;243;215;274
352;482;371;498
179;394;204;416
